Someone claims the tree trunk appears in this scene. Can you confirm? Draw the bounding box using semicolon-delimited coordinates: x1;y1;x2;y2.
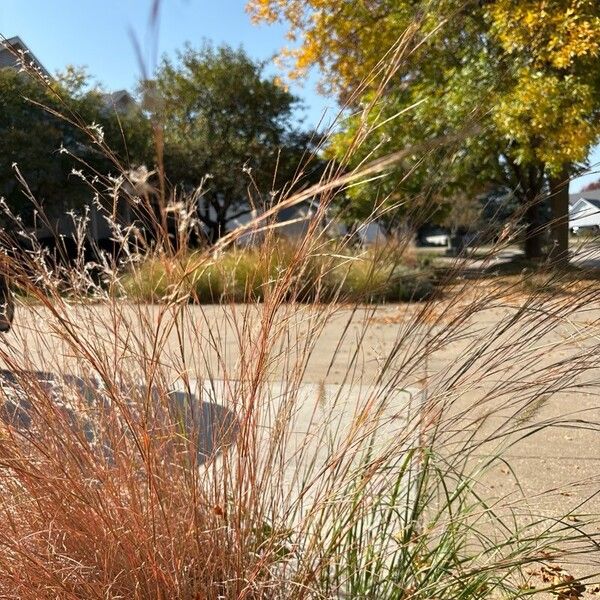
209;215;228;245
523;199;545;261
548;167;570;269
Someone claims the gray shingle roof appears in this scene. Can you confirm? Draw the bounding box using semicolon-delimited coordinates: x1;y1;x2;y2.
570;190;600;211
571;189;600;203
585;198;600;210
574;189;600;200
0;36;51;78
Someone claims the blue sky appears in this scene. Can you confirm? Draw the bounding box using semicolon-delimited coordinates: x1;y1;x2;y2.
0;0;597;191
572;147;600;192
0;0;334;127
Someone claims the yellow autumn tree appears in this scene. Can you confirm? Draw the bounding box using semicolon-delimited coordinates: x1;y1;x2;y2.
489;0;600;261
248;0;600;263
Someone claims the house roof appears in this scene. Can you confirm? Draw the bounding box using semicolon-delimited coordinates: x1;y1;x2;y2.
100;89;138;114
570;189;600;204
584;198;600;210
101;90;134;105
0;36;51;78
570;193;600;212
571;189;600;200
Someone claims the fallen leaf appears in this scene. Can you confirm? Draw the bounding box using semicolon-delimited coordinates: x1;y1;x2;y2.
589;584;600;596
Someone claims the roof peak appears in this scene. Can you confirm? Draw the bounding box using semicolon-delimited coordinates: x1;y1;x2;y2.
572;189;600;201
0;35;51;78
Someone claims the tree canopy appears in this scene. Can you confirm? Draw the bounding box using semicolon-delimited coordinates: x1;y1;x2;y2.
248;0;600;262
0;67;151;229
153;44;320;243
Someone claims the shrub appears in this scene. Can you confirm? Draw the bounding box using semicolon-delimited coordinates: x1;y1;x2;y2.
122;243;436;305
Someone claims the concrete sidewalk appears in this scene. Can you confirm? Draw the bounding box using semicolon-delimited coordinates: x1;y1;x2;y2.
2;298;600;579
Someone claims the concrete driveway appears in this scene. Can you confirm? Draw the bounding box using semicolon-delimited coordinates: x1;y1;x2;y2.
2;292;600;589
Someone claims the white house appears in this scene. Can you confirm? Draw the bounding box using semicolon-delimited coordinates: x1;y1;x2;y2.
569;191;600;233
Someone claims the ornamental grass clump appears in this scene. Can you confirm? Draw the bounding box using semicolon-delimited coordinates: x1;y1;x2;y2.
1;208;600;599
122;241;436;305
0;8;599;599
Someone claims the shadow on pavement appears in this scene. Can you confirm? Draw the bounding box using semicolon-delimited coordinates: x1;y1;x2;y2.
0;370;239;464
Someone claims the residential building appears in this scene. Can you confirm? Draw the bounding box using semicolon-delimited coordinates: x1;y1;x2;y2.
569;190;600;233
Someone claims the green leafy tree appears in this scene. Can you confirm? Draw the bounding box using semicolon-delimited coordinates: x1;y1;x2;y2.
54;66;154;189
0;67;152;230
0;69;86;225
153;43;319;243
